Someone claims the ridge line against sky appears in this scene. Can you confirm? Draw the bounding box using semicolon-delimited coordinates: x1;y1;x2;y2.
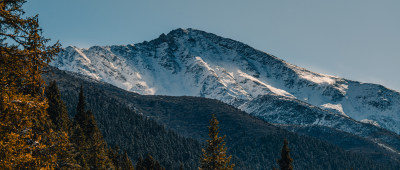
25;0;400;91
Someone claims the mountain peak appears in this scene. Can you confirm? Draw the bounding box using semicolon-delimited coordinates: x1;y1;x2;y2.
167;28;190;36
161;28;221;42
52;29;400;136
167;28;206;36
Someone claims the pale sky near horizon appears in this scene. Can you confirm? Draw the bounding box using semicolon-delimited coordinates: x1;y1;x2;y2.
25;0;400;91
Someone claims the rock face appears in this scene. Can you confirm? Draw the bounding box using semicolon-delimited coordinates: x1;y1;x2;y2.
52;28;400;153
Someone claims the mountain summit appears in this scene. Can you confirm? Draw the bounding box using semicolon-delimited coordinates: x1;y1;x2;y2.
52;28;400;153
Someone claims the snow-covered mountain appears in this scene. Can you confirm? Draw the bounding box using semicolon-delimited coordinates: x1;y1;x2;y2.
51;28;400;151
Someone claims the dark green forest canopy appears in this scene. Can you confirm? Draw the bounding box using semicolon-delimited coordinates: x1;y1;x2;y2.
43;67;400;170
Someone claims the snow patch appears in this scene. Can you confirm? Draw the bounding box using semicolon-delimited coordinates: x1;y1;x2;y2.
360;119;381;127
321;103;348;117
299;72;336;85
236;70;294;98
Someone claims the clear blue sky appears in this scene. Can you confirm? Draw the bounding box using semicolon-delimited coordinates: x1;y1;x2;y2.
26;0;400;91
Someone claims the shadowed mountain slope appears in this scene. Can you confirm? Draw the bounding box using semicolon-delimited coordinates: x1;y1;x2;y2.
44;68;400;170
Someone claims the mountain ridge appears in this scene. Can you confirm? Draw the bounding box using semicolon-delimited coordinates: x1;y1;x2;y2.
51;28;400;152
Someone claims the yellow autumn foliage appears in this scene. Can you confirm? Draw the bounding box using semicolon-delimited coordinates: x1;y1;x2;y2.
1;0;74;169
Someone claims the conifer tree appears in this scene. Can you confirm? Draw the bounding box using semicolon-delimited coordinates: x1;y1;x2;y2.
70;123;88;168
44;81;77;168
0;0;73;168
121;151;135;170
76;154;89;170
108;145;134;170
44;81;78;168
136;156;145;170
45;80;71;131
277;139;293;170
109;145;122;169
141;154;164;170
84;110;113;168
72;87;113;169
200;114;234;170
75;85;87;126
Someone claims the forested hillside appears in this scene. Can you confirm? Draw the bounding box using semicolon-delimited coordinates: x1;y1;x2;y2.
44;67;400;170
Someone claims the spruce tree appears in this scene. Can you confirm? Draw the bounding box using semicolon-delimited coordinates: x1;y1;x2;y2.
200;114;234;170
73;87;113;169
85;110;113;168
76;154;89;170
142;154;164;170
136;156;145;170
109;145;122;169
45;80;71;131
277;139;293;170
108;145;134;170
70;123;89;168
75;85;87;126
120;151;135;170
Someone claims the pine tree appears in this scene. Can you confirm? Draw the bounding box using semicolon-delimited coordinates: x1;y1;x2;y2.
108;145;134;170
76;153;89;170
109;145;122;169
120;151;135;170
72;87;113;169
70;123;89;168
142;154;164;170
0;0;74;168
136;154;164;170
277;139;293;170
45;80;71;131
84;110;113;169
45;81;78;168
75;85;87;126
136;156;145;170
200;114;234;170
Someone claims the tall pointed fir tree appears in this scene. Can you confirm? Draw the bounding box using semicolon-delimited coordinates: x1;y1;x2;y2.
75;85;87;127
45;80;71;132
45;80;78;168
70;85;89;168
200;114;234;170
121;151;135;170
73;86;113;169
69;120;89;169
136;154;164;170
136;156;145;170
277;139;293;170
109;145;122;169
108;145;135;170
0;0;75;168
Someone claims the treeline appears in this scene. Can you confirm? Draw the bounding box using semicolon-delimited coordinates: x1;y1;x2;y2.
47;66;400;169
44;79;287;170
60;85;203;169
45;81;137;169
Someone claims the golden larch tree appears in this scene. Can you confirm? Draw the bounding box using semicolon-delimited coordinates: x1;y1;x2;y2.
0;0;74;168
199;114;234;170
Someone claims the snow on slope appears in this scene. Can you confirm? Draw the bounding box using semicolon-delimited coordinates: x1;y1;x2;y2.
51;28;400;137
239;94;400;154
